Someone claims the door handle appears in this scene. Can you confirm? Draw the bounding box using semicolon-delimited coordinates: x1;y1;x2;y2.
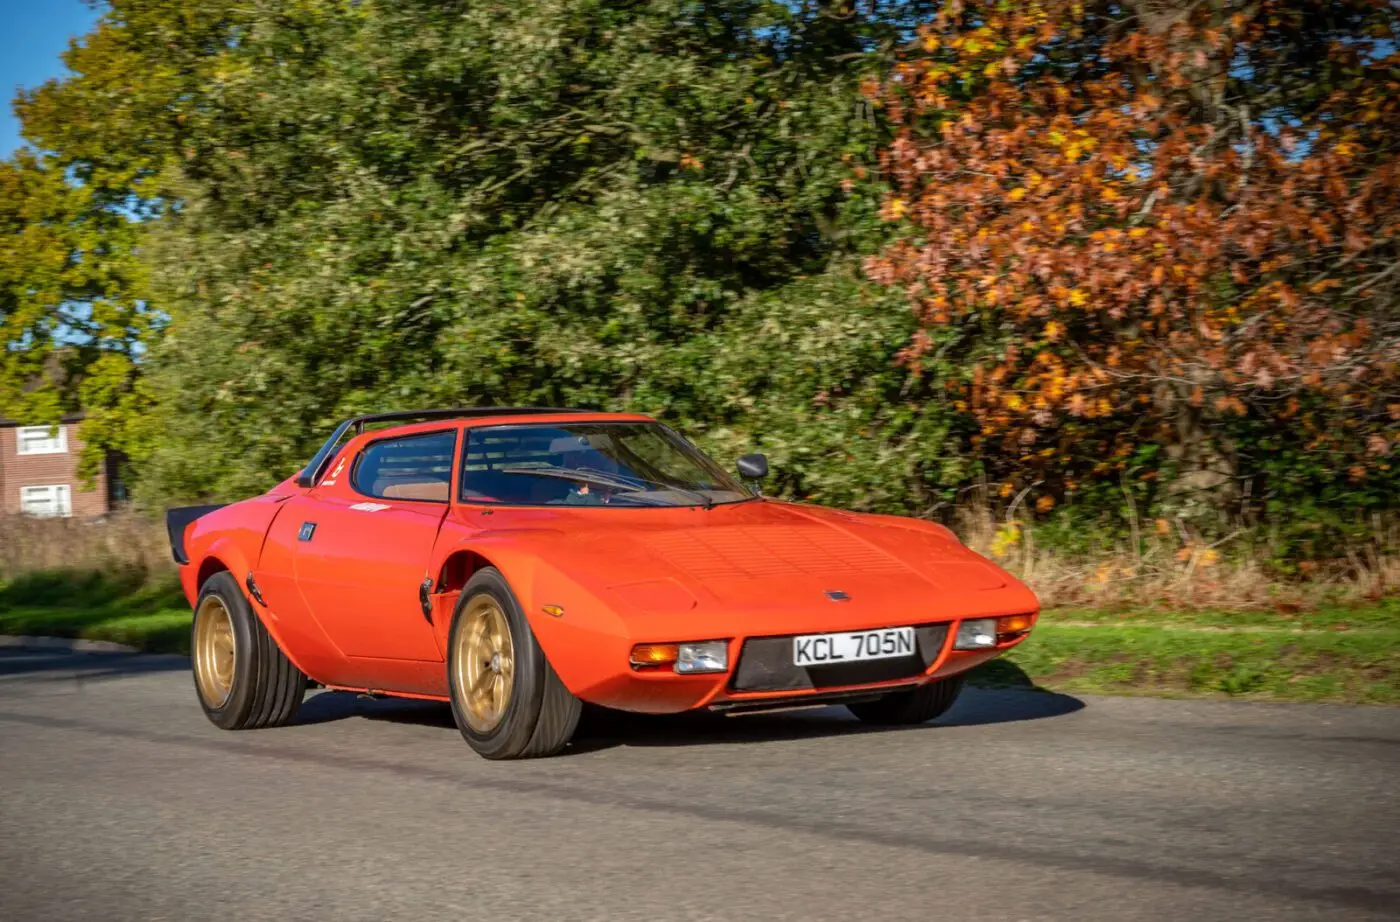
419;578;434;621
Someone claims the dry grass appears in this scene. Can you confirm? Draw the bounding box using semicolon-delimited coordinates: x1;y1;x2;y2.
0;512;172;581
956;505;1399;611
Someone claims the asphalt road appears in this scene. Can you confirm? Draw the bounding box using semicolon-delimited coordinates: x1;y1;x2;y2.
0;649;1396;922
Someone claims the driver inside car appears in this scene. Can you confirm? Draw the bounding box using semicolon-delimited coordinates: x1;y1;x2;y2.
550;435;622;505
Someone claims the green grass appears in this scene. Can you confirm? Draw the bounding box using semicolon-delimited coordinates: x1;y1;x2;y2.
0;568;193;654
975;613;1400;705
2;567;1397;705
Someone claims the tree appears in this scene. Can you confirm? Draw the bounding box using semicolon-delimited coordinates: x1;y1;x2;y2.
866;0;1400;536
115;0;927;502
0;149;150;477
0;0;239;472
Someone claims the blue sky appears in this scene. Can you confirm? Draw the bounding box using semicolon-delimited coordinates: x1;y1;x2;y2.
1;0;102;156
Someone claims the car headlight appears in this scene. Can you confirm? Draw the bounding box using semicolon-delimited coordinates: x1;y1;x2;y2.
954;619;997;650
676;640;729;674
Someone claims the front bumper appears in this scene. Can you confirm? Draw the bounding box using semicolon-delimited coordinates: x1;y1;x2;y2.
574;616;1033;714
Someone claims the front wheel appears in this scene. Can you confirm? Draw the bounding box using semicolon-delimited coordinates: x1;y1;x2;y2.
846;676;965;725
446;567;582;759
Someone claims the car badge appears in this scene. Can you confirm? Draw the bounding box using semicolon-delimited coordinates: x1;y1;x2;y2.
825;590;850;602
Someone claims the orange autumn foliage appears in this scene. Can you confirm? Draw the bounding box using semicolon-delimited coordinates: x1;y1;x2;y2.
865;0;1400;505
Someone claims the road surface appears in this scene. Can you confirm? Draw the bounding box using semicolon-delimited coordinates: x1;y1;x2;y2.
0;647;1396;921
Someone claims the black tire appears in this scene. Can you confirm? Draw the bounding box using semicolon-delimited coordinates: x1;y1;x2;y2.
191;571;307;730
846;676;966;725
446;567;582;760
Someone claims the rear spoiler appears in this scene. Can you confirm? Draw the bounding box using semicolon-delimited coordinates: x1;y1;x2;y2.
165;505;227;565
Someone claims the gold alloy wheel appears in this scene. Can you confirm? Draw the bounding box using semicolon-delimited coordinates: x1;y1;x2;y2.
193;595;236;708
453;594;516;733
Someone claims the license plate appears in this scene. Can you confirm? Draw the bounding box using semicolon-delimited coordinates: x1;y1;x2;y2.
793;627;915;667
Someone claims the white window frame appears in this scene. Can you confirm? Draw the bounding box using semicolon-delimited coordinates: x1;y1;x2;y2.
16;424;68;456
20;484;72;518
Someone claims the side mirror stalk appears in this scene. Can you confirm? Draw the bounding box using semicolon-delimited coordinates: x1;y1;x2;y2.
736;453;769;495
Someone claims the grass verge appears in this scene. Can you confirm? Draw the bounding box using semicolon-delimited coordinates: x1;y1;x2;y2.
2;567;1396;705
0;568;192;655
982;605;1400;705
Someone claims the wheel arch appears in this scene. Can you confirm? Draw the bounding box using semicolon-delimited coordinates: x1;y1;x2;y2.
181;542;245;608
434;547;500;597
193;538;254;596
196;555;231;592
426;546;507;652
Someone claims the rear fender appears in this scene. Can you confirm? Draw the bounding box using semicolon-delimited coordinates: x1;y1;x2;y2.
179;497;327;684
166;505;227;565
178;497;291;604
190;537;324;685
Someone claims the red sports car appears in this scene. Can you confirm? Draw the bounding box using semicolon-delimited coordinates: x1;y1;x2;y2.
167;408;1039;759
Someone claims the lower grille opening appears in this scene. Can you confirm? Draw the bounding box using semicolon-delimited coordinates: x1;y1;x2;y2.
730;623;951;693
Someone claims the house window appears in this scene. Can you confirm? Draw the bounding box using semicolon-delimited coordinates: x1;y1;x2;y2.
20;485;72;517
17;425;68;455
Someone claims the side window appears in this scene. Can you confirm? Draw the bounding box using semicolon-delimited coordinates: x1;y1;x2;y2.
352;430;457;503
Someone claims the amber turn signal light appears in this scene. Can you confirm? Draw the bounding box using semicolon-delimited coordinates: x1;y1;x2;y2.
996;613;1036;637
630;643;680;668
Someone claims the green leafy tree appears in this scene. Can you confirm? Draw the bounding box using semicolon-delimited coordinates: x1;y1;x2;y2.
0;150;149;477
1;0;245;473
120;0;940;504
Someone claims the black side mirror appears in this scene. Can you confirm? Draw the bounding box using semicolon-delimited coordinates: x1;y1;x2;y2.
736;453;769;481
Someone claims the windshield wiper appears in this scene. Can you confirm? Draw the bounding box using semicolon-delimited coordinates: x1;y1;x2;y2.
499;466;647;492
572;466;714;509
499;465;714;508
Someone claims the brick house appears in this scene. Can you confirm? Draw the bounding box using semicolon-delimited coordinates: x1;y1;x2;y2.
0;416;124;517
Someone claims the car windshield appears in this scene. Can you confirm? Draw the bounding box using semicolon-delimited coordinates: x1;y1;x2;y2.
460;422;752;508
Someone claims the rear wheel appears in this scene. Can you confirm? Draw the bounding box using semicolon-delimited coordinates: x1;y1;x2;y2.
447;567;582;759
192;571;307;730
846;676;965;725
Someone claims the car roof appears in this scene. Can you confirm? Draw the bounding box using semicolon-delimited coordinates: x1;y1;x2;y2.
297;407;658;487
